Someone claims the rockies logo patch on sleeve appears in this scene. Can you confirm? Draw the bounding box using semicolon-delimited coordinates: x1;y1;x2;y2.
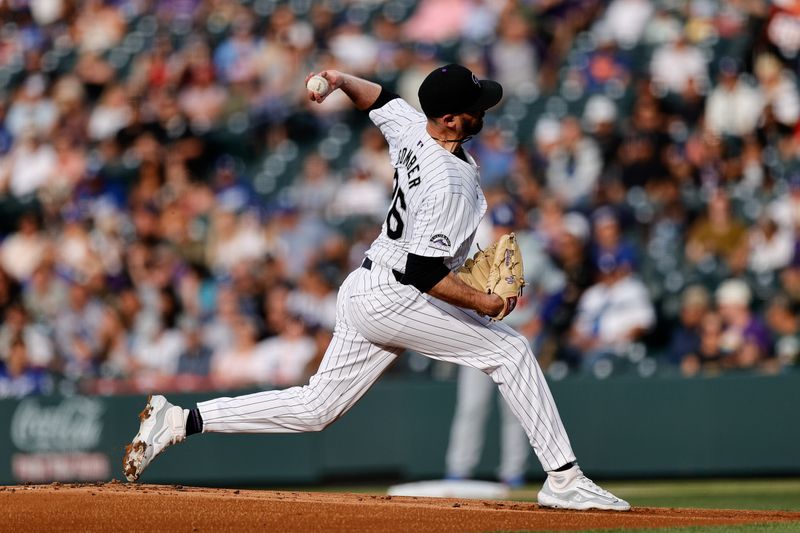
429;234;452;251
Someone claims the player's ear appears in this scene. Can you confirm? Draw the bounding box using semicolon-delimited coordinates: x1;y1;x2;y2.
440;113;458;128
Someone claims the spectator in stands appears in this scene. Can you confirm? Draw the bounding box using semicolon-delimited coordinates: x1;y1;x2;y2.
471;123;516;190
566;250;655;372
57;211;102;282
95;305;132;378
0;213;47;283
175;263;216;323
488;13;540;97
203;285;243;355
255;314;317;387
545;116;603;210
402;0;471;44
531;116;560;188
177;59;228;131
88;85;132;141
176;317;213;377
680;310;726;377
53;279;107;378
329;23;379;76
212;156;258;214
591;205;637;267
754;53;800;130
269;199;335;281
704;58;763;138
685;188;748;268
210;314;268;390
0;337;52;398
715;279;773;372
643;7;683;46
739;137;766;192
5;74;57;138
666;285;711;367
206;209;269;274
73;0;126;54
650;32;709;96
0;304;54;370
0;128;57;199
370;14;405;76
129;288;185;378
597;0;654;49
285;153;341;217
666;75;706;128
22;260;67;324
577;31;631;95
765;294;800;369
583;95;620;167
351;127;393;190
618;98;667;189
748;213;794;275
213;15;258;84
768;176;800;235
328;164;389;221
287;266;338;332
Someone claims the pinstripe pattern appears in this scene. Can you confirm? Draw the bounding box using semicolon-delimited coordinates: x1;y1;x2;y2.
197;96;576;472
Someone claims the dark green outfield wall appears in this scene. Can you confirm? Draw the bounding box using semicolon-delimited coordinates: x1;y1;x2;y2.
1;373;798;485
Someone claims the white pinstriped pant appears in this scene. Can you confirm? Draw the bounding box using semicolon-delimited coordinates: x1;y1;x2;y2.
198;262;576;472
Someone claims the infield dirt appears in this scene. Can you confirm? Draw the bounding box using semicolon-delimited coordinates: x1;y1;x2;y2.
2;482;799;532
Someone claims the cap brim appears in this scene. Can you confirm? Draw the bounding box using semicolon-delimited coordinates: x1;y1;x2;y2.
466;80;503;113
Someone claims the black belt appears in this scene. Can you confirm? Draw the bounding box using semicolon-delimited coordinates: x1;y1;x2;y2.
361;257;403;282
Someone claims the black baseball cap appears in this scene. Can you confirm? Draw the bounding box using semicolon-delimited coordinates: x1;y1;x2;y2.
418;64;503;118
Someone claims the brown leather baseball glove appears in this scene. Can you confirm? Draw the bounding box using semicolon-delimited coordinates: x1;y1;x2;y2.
456;232;525;320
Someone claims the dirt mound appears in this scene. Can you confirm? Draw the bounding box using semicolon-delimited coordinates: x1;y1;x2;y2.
2;483;799;532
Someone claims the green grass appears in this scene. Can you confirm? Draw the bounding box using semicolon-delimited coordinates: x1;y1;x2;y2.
301;478;800;533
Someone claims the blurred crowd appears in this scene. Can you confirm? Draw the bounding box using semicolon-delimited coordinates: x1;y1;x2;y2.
0;0;799;398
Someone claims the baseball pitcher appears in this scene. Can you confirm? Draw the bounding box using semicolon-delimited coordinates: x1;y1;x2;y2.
122;64;630;511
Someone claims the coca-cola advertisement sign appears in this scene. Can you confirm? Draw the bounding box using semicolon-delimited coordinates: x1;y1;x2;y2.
10;397;105;453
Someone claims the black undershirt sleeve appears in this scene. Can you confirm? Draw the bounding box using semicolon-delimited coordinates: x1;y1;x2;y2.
400;253;450;294
367;88;400;112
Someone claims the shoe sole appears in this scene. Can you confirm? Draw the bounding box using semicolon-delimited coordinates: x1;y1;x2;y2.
538;490;631;511
122;395;162;482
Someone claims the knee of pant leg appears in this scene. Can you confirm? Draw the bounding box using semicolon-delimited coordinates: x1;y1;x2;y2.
501;334;535;371
509;333;533;359
304;403;345;432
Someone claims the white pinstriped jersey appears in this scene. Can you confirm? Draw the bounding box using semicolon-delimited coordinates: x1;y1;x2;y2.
365;98;487;272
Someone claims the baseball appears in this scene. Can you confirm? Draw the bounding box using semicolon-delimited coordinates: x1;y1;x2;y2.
306;75;330;96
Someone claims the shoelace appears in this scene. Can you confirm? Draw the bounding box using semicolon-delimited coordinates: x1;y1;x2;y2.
574;469;616;499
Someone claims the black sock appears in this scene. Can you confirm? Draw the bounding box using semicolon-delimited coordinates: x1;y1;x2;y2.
553;462;574;472
186;407;203;436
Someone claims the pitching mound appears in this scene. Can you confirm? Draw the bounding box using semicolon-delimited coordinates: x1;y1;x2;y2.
2;482;799;532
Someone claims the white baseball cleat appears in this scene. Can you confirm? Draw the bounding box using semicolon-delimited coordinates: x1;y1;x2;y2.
537;465;630;511
122;395;186;482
